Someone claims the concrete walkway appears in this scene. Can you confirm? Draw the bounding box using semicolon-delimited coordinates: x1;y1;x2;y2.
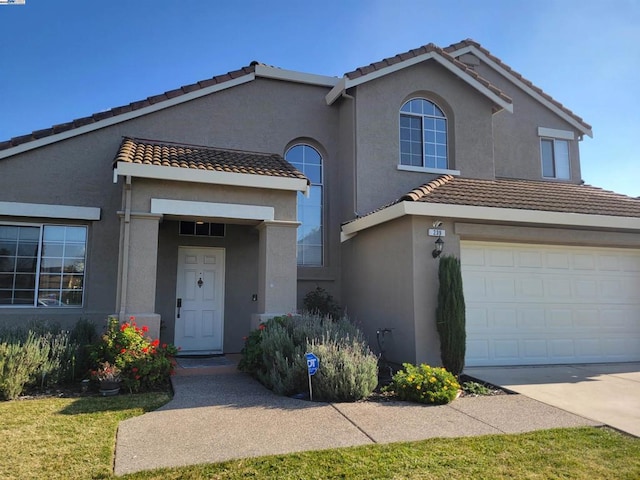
114;361;600;476
465;363;640;437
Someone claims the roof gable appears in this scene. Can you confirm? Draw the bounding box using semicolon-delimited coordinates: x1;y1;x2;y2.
0;64;337;159
325;43;513;112
445;39;593;137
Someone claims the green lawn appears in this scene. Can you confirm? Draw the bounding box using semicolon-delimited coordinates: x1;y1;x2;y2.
1;394;639;480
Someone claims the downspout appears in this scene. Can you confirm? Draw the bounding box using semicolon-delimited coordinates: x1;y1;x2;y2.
341;92;358;217
119;175;132;320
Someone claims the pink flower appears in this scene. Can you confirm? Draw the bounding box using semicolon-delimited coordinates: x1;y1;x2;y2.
129;316;136;322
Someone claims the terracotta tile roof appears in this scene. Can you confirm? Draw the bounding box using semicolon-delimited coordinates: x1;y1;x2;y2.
399;175;640;217
444;39;592;134
114;137;308;181
344;42;512;106
0;64;261;152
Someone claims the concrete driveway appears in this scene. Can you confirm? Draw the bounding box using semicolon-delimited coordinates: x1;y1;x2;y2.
465;363;640;437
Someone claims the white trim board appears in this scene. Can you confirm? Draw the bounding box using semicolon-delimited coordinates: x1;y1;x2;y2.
151;198;274;221
0;75;256;160
1;66;338;161
341;201;640;241
114;161;309;194
325;51;513;113
0;201;101;220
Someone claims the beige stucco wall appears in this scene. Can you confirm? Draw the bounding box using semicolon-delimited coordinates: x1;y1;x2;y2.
352;61;497;216
0;76;340;330
342;216;429;365
341;210;640;368
474;62;583;183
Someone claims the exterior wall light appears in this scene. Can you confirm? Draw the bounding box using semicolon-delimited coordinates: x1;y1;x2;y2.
432;237;444;258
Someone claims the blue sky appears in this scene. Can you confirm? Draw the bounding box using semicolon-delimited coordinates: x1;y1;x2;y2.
1;0;638;196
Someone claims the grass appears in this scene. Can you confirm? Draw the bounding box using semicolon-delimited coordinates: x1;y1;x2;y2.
0;393;170;480
1;394;639;480
123;427;640;480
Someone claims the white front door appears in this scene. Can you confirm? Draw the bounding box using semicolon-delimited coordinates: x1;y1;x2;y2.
175;247;225;354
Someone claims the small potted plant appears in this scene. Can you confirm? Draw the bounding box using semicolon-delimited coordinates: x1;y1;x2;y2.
94;361;122;396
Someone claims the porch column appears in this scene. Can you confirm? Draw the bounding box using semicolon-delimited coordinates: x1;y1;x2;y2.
116;211;163;338
252;220;299;328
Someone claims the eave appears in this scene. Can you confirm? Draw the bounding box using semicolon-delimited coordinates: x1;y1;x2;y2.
113;161;309;194
341;201;640;242
325;51;513;114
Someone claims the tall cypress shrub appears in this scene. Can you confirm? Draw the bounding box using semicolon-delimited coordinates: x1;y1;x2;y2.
435;255;466;376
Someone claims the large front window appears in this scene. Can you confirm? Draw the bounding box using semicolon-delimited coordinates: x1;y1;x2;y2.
0;224;87;307
400;98;448;169
286;145;323;266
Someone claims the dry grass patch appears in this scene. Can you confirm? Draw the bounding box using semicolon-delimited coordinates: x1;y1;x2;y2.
0;393;169;480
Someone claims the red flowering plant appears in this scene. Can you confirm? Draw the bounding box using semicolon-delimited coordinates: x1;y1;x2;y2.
89;316;178;393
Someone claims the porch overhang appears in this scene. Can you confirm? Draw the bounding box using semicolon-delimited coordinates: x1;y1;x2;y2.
150;198;275;222
113;161;309;195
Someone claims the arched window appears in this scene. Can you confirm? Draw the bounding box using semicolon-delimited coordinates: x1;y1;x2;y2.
285;144;323;266
400;98;448;169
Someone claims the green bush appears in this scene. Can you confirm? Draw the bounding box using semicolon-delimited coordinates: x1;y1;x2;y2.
309;336;378;402
239;314;378;402
0;332;49;400
0;327;83;400
435;255;466;376
303;287;341;319
89;316;178;393
386;363;460;405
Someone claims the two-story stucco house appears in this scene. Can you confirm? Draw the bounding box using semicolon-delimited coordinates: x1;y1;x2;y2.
1;39;639;367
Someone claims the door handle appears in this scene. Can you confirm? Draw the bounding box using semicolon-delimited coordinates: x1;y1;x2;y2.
177;298;182;318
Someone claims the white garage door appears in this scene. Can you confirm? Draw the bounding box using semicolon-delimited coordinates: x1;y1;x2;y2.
461;241;640;366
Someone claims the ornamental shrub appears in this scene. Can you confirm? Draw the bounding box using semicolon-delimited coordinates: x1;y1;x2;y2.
435;255;466;376
303;287;341;319
89;316;178;393
239;314;378;402
386;363;460;405
0;324;86;400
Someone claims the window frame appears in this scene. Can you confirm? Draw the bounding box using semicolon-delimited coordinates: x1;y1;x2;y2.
0;222;88;308
538;127;574;180
540;137;571;180
285;144;324;267
398;98;459;175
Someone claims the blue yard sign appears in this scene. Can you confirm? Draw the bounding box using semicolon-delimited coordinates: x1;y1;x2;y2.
305;352;319;376
305;352;319;401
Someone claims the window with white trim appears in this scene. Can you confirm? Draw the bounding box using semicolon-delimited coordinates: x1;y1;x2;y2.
0;224;87;307
541;138;570;179
400;98;448;169
285;144;323;266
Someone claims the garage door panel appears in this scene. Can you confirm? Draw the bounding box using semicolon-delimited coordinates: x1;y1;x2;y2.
462;241;640;366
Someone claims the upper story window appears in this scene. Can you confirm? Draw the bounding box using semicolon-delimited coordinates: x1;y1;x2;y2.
285;144;323;266
400;98;448;170
538;127;573;180
541;139;569;179
0;224;87;307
